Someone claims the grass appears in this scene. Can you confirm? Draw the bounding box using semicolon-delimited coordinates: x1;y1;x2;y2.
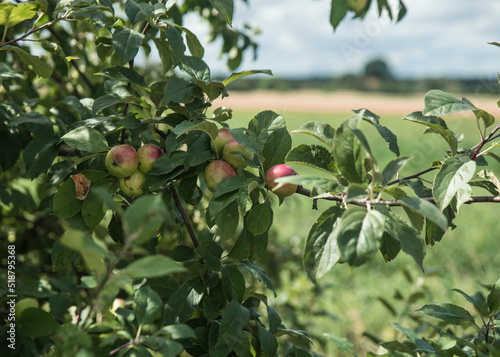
221;106;500;355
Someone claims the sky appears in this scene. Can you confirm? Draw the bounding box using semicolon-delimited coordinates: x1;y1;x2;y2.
182;0;500;79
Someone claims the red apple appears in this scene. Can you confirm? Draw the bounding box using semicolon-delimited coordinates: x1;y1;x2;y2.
105;144;138;178
137;144;162;174
204;160;236;191
118;170;146;196
222;139;253;170
211;128;234;157
265;164;299;197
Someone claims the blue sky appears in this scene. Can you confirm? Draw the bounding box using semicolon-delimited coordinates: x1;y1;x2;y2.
181;0;500;79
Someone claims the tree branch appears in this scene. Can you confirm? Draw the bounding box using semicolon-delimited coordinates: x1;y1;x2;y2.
1;14;68;47
295;186;500;206
169;183;199;247
387;166;437;186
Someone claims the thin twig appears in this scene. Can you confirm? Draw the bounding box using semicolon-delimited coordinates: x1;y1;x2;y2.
387;167;437;186
1;14;69;47
169;183;199;247
295;186;500;206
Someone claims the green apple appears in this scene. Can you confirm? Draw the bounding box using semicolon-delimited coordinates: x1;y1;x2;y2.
204;160;236;191
222;139;253;170
347;0;368;13
137;144;162;174
105;144;138;178
265;164;299;197
118;170;146;196
211;128;234;157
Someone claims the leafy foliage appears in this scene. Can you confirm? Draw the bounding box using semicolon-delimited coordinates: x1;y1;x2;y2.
1;0;500;356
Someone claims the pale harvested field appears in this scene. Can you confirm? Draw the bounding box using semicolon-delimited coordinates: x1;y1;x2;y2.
213;90;499;117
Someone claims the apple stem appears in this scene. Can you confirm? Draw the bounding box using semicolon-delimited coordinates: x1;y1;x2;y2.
169;183;199;248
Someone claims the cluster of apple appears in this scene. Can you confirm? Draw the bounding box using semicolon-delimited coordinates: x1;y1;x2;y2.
205;128;299;197
105;144;162;196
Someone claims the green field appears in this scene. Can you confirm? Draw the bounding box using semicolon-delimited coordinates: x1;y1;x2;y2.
224;107;500;355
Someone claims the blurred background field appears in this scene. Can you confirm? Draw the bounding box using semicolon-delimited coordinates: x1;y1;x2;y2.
211;90;500;355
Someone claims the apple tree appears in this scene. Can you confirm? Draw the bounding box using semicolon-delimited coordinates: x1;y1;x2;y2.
1;0;500;356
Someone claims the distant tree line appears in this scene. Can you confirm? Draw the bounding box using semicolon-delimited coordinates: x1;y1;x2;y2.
223;58;499;95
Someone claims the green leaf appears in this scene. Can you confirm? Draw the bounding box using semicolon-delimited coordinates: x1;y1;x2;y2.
112;28;145;65
258;324;278;357
81;180;113;232
216;300;250;347
156;324;196;340
153;36;174;72
60;229;109;276
275;175;342;196
404;111;459;156
214;200;240;240
417;303;475;325
376;206;425;271
380;156;412;185
351;127;381;182
196;80;226;101
135;286;162;325
357;108;400;156
423;89;477;116
262;127;292;172
183;27;205;58
53;178;83;219
487;278;500;316
212;175;248;198
124;255;186;279
267;305;281;333
303;205;344;282
19;308;60;338
165;24;186;64
124;195;168;243
222;69;273;86
246;203;272;236
164;277;204;325
23;134;60;179
62;127;108;153
9;112;54;126
337;208;385;266
194;240;223;271
471;107;495;131
179;56;210;82
286;144;337;174
0;45;53;78
163;75;196;103
228;227;268;261
149;151;186;176
92;94;128;115
333;115;366;184
291;121;335;148
397;197;448;232
0;2;38;28
97;66;147;87
173;120;218;141
330;0;348;30
425;205;455;245
209;0;233;25
433;157;476;211
247;110;286;142
209;322;232;357
221;266;245;303
241;261;276;297
452;288;484;315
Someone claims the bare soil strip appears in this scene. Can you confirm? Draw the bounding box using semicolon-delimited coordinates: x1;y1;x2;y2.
212;90;499;117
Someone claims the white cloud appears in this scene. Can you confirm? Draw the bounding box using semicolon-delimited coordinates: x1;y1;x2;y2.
182;0;500;79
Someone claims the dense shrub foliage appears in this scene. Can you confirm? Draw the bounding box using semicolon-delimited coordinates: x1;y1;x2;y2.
1;0;500;356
